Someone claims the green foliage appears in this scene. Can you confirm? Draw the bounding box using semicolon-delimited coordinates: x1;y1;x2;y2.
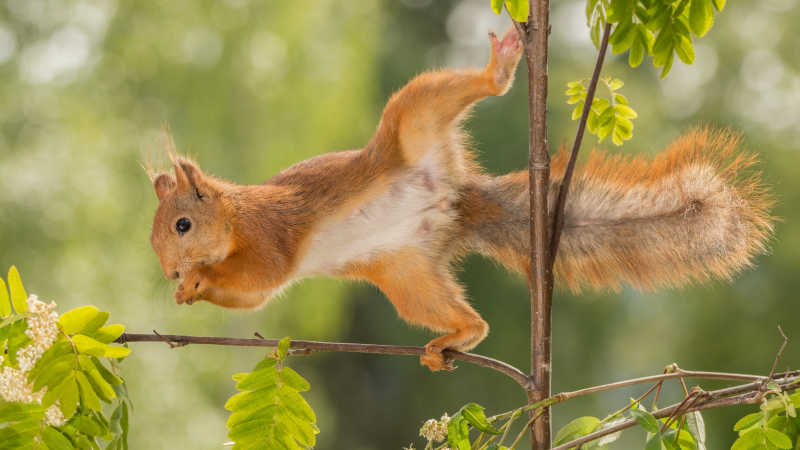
0;267;131;450
225;337;318;449
553;416;602;446
566;77;638;146
489;0;530;22
731;388;799;450
630;403;700;450
586;0;725;78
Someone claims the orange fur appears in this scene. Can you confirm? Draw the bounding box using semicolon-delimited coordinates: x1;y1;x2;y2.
149;27;773;372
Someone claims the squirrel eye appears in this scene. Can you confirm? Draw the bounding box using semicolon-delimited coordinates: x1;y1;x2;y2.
175;217;192;236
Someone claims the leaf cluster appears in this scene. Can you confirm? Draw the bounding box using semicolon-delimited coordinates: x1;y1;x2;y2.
225;337;319;450
566;77;638;146
0;268;131;450
587;0;726;78
731;386;800;450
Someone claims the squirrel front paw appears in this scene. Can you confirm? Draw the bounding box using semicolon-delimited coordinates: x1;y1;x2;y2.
175;269;208;305
420;344;456;372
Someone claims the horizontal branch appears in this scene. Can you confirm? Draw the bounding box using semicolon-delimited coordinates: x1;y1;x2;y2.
117;332;532;389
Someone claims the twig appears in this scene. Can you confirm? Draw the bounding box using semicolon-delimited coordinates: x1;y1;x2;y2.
549;22;612;261
117;332;531;388
551;376;800;450
510;409;544;449
768;325;789;380
151;329;186;348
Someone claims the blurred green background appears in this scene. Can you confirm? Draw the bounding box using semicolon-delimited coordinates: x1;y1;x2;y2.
0;0;797;448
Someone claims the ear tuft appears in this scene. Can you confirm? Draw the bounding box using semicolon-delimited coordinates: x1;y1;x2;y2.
153;173;177;201
176;158;216;200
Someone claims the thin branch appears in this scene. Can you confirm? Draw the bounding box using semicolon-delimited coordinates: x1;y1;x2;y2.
551;376;800;450
769;325;789;380
117;332;531;388
549;22;612;261
558;368;766;401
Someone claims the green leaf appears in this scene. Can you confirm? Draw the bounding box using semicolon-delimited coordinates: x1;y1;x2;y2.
460;403;501;435
586;0;600;24
72;334;108;357
41;426;73;450
278;385;316;423
225;386;278;413
712;0;726;11
32;353;75;392
91;324;125;344
505;0;529;22
491;0;504;14
0;277;10;317
732;428;766;450
765;428;793;449
92;357;124;386
629;36;645;67
608;0;635;23
103;344;131;359
276;413;317;447
2;319;32;367
734;413;763;431
689;0;714;37
280;367;310;392
8;266;28;314
610;20;637;54
572;102;585;120
674;33;695;64
615;104;638;119
646;434;663;450
59;377;80;420
76;370;102;411
72;415;104;436
447;415;471;450
606;78;624;91
236;365;278;391
29;339;72;381
42;374;73;408
660;51;675;78
631;407;660;434
82;357;117;401
59;306;101;335
686;410;707;450
553;416;601;445
277;337;291;360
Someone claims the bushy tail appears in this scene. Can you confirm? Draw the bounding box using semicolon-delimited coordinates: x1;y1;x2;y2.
463;128;774;292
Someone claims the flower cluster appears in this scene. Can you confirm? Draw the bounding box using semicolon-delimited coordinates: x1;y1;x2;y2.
419;412;451;443
0;295;66;426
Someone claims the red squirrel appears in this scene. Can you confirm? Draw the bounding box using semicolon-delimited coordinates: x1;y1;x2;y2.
148;27;773;371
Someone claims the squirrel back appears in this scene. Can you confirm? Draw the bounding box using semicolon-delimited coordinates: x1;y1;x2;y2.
462;128;774;291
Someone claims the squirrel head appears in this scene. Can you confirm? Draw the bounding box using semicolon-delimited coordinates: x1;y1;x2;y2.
149;158;233;280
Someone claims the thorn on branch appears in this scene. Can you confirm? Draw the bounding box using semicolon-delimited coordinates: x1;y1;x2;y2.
152;329;188;348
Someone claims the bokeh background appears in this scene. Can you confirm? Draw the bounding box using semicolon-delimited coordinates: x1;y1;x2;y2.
1;0;798;448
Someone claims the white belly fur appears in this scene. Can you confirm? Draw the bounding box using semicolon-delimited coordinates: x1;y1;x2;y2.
296;164;457;277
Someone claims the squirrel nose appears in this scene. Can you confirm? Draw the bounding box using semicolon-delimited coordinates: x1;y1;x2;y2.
169;271;180;280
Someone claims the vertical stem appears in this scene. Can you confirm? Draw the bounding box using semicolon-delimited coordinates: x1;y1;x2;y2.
519;0;552;448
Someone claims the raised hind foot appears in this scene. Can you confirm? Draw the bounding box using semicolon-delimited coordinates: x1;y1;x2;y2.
487;26;524;95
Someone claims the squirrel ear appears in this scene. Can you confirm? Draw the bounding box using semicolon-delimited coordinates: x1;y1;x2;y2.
153;173;176;201
176;159;216;201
